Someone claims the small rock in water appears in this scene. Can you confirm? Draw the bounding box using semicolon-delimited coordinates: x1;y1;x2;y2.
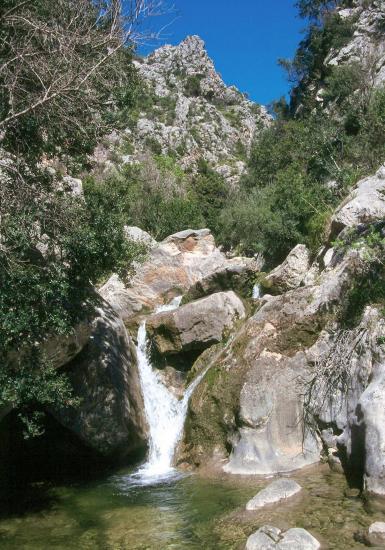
245;525;320;550
367;522;385;546
246;478;302;510
245;525;281;549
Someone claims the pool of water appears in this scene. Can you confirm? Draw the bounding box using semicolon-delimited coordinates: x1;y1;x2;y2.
0;465;384;549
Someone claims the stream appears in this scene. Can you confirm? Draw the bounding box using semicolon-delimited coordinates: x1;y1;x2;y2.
1;296;385;548
0;465;384;549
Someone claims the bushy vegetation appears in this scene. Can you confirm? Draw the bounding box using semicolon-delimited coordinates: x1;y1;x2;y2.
216;1;385;264
0;0;149;435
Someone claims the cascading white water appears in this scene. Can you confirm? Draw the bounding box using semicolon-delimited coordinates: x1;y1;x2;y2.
133;297;207;483
252;283;261;299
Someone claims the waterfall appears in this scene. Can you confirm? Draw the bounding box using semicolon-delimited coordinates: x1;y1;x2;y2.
133;297;207;483
252;283;261;299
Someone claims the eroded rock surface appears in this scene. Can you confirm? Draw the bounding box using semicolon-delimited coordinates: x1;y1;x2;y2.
179;239;366;474
53;300;147;459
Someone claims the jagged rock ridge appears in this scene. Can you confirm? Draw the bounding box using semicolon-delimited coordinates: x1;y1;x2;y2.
94;35;270;186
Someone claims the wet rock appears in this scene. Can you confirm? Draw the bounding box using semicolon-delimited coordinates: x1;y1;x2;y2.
264;244;311;294
246;479;302;510
246;525;320;550
246;525;281;549
147;291;245;356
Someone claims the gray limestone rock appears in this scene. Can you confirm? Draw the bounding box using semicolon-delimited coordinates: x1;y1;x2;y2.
246;526;320;550
147;291;246;356
246;479;302;510
264;244;311;294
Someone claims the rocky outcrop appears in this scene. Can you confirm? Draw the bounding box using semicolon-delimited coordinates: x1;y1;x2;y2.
263;244;311;294
179;237;366;473
246;525;320;550
100;229;248;321
327;1;385;89
331;164;385;237
246;479;302;510
223;351;321;475
147;291;245;356
94;36;270;187
54;300;147;459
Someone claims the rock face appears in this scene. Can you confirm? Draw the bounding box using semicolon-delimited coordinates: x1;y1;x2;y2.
180;241;365;473
354;358;385;496
246;525;320;550
147;291;245;356
263;244;311;294
246;479;302;510
327;1;385;89
331;164;385;236
94;36;270;187
53;300;147;459
100;229;251;321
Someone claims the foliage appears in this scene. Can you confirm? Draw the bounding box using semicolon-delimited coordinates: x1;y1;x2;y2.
0;0;144;165
0;1;151;435
0;353;80;439
193;160;229;235
336;225;385;327
184;75;202;97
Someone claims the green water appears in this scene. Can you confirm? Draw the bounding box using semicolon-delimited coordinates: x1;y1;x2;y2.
0;465;384;549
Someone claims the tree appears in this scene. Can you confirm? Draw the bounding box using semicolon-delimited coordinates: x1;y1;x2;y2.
295;0;340;20
0;0;162;159
0;0;163;436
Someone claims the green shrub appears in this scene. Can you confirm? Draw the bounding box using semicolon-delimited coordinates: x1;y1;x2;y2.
184;75;202;97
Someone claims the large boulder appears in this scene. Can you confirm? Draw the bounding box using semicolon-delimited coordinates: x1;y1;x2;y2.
147;291;246;356
263;244;311;294
100;229;234;320
53;300;147;459
331;164;385;237
246;525;320;550
183;257;260;302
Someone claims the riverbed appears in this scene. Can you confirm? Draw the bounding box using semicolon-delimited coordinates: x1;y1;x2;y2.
0;464;384;549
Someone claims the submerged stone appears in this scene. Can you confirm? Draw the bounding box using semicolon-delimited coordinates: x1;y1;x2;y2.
245;525;320;550
246;478;302;510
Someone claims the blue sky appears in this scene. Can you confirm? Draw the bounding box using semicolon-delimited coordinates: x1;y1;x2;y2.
139;1;305;106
